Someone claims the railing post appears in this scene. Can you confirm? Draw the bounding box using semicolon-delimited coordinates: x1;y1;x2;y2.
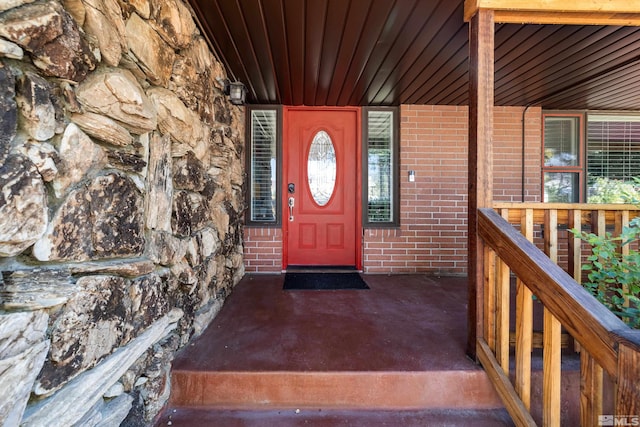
615;331;640;417
467;8;494;360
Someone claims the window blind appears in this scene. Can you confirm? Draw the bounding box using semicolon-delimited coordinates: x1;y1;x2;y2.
587;114;640;181
367;111;393;222
250;110;277;222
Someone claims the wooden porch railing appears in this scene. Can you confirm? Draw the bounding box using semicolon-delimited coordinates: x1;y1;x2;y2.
477;203;640;426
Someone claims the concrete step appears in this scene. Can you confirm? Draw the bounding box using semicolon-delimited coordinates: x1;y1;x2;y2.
155;407;515;426
155;274;514;426
168;369;503;409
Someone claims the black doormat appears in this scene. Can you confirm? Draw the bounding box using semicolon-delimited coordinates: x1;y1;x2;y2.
283;272;369;290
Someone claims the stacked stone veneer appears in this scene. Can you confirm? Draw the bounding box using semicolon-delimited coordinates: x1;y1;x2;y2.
0;0;245;425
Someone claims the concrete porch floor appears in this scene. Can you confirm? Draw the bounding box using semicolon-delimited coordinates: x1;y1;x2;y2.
155;274;514;426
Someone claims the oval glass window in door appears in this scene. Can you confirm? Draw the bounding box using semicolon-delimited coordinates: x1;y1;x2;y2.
307;130;336;206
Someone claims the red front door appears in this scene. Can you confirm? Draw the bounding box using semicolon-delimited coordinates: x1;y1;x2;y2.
284;108;360;268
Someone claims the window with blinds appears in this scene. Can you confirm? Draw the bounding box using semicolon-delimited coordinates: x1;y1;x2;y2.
544;116;580;167
364;108;398;226
587;114;640;180
249;109;278;222
587;114;640;203
542;114;582;202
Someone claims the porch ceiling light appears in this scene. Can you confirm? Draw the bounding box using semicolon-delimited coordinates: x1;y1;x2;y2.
223;79;246;105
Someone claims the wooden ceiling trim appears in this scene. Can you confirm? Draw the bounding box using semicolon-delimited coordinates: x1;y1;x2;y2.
464;0;640;24
367;0;463;105
493;11;640;26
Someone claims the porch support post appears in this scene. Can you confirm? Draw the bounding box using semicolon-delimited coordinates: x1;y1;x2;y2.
467;8;494;360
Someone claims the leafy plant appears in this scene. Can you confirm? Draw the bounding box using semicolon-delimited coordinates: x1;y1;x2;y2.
587;176;640;204
570;217;640;329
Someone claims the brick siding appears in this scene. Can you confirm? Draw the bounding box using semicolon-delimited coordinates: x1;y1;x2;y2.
243;227;283;273
243;105;542;274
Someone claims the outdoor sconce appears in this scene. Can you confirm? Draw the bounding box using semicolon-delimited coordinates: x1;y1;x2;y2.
408;170;415;182
223;79;246;105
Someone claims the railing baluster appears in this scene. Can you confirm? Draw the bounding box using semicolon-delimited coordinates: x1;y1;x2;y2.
515;208;534;410
543;307;561;427
568;209;582;284
542;209;562;426
544;209;558;263
485;244;496;352
497;209;511;372
581;351;604;427
615;210;630;308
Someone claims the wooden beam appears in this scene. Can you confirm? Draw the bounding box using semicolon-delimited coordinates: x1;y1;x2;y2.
464;0;640;24
467;8;494;360
491;11;640;26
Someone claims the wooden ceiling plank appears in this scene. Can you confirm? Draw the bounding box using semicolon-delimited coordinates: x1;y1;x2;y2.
261;0;292;104
381;4;467;104
200;1;254;97
218;0;270;101
421;61;468;105
240;0;283;103
325;0;371;106
498;27;640;106
283;0;306;105
367;0;462;105
395;22;468;104
335;0;396;106
543;63;640;109
495;25;602;102
348;0;421;106
408;42;468;104
303;0;328;105
315;0;351;105
496;26;633;100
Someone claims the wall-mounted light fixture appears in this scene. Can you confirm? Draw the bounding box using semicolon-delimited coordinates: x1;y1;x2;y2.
223;79;246;105
408;170;415;182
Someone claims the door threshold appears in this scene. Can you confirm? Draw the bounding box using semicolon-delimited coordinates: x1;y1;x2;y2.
285;265;361;274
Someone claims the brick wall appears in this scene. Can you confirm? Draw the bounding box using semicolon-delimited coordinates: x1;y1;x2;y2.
243;227;283;273
244;105;542;274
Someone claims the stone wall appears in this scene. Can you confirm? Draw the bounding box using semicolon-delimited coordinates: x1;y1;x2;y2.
0;0;245;425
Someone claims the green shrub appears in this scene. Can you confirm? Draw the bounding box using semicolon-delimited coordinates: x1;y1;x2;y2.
570;218;640;329
587;176;640;204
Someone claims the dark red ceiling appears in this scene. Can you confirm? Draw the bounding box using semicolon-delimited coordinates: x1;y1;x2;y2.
188;0;640;110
